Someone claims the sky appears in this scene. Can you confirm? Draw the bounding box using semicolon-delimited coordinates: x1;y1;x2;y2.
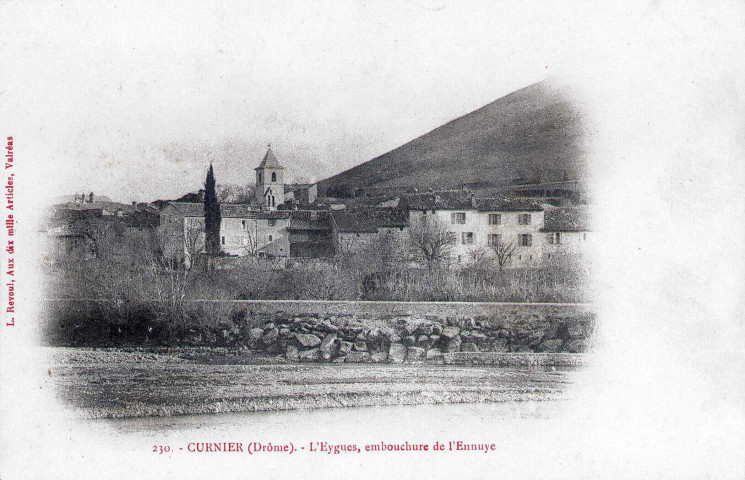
0;0;600;203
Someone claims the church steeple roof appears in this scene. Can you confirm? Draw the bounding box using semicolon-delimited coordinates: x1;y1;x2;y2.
255;145;284;170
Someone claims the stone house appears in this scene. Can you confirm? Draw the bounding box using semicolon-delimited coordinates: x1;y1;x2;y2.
541;206;590;262
159;202;291;267
330;209;409;256
287;210;333;258
407;192;545;268
284;183;318;206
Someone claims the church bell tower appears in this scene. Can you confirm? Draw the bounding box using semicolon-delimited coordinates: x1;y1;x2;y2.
254;144;285;210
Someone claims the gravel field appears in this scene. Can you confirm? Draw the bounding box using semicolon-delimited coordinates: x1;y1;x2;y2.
49;347;579;419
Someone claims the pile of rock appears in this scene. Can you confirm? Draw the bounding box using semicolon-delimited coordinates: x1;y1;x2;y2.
244;312;594;363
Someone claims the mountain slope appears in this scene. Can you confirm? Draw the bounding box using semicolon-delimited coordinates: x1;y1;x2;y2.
318;80;587;196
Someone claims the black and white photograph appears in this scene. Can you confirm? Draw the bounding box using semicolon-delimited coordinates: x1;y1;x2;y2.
1;1;744;479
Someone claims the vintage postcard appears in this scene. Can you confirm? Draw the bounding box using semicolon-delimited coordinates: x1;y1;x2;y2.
1;1;743;479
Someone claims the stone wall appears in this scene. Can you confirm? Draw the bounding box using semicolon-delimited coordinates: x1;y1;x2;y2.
240;301;594;364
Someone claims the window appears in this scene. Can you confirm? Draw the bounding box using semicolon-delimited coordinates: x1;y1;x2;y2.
242;220;246;229
548;232;562;245
268;235;273;242
258;173;262;183
582;232;587;241
221;236;226;245
488;233;502;246
518;234;532;247
451;212;466;224
518;213;531;225
461;232;474;245
268;219;276;227
488;213;501;225
271;172;277;182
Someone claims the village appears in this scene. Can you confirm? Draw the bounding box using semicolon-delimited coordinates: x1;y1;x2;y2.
46;145;589;274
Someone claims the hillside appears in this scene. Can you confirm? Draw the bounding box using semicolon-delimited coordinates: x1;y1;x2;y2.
317;80;587;196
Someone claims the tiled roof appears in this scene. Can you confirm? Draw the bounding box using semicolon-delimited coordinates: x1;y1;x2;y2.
542;206;589;232
473;197;543;212
331;209;408;233
167;202;290;220
406;191;543;212
405;191;473;210
288;217;331;231
255;147;284;170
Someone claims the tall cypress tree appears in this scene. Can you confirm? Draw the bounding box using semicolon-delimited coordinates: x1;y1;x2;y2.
204;164;221;256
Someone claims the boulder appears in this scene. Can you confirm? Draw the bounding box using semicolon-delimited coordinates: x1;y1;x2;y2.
387;332;402;344
497;329;510;339
299;348;321;362
567;322;584;338
320;334;338;360
404;323;419;335
403;335;417;346
417;335;430;347
338;341;353;355
285;345;300;361
353;340;368;352
538;339;564;353
426;348;444;363
249;327;264;343
370;352;388;363
512;345;533;353
295;333;322;348
444;335;462;353
461;342;479;353
262;328;279;345
263;322;277;332
331;356;346;363
441;326;460;340
388;343;407;363
345;351;370;363
407;346;426;362
432;324;443;335
279;327;290;337
470;332;488;343
490;338;509;352
417;324;434;335
564;339;588;353
429;334;441;346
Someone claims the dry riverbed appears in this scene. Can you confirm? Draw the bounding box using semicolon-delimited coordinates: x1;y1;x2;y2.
49;347;579;419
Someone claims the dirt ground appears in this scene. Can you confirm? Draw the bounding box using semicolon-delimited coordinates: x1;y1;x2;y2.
48;347;579;419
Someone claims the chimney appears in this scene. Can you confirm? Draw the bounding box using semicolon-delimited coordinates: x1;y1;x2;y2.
198;189;206;202
89;192;94;203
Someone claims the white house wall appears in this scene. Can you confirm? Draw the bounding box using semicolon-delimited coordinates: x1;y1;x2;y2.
409;209;545;268
183;216;290;266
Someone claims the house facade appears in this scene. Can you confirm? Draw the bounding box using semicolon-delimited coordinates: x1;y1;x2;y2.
330;209;409;256
407;192;545;268
159;202;291;267
541;206;590;262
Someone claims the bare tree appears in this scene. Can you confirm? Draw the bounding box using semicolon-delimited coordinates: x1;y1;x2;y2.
336;233;359;256
184;220;205;270
408;216;455;270
490;241;516;271
466;246;490;266
238;219;260;258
